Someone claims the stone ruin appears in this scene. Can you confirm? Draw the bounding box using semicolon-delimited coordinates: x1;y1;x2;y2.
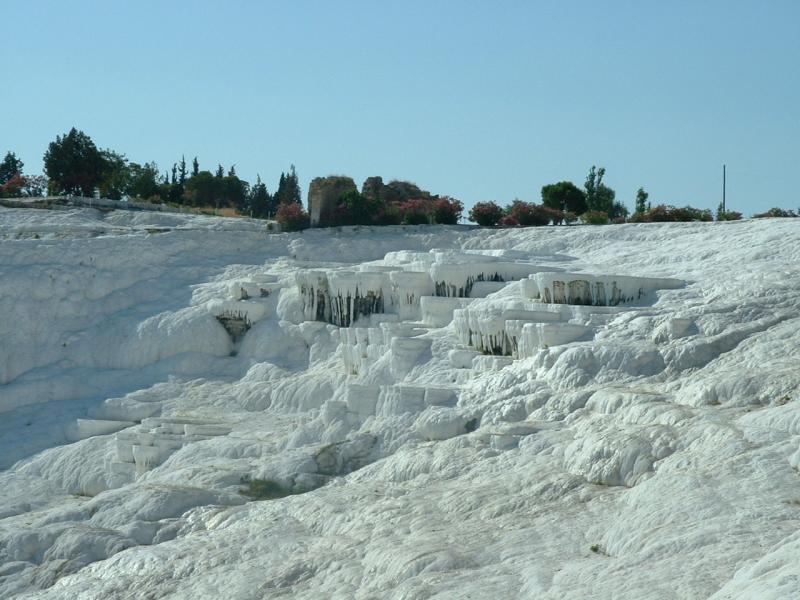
307;175;436;227
307;176;358;227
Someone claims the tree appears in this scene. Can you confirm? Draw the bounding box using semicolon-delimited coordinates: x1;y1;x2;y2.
287;165;301;204
98;149;130;200
184;170;222;207
181;169;247;210
584;166;616;215
469;201;504;226
275;173;286;203
275;165;301;205
215;164;224;178
541;181;587;215
128;162;160;200
192;156;199;177
166;163;182;203
179;155;187;186
610;201;629;222
596;187;615;216
635;187;649;213
221;173;248;211
43;128;105;196
0;151;24;185
166;156;189;204
584;166;601;205
248;175;271;217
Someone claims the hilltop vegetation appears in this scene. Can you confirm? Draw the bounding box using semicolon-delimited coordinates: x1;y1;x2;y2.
1;128;301;218
2;129;798;228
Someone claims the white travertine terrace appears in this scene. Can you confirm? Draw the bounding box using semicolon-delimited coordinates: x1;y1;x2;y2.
296;250;559;326
449;272;682;356
531;272;684;306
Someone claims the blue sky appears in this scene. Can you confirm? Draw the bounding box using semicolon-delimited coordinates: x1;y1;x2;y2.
3;0;799;215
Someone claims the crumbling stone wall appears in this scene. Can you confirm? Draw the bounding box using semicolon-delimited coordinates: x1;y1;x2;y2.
308;176;357;227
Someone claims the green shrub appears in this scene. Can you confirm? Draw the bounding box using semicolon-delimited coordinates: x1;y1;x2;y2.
432;196;464;224
717;210;742;221
589;543;609;556
276;203;310;231
753;207;798;218
498;214;519;227
240;477;295;500
329;190;382;226
374;204;402;225
671;206;712;222
400;199;432;224
507;201;552;226
469;201;505;226
582;210;609;225
642;204;712;222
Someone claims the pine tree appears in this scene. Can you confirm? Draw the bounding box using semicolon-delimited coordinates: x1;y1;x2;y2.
171;164;177;185
192;156;199;177
215;164;224;178
275;165;301;205
228;165;236;177
0;151;24;185
287;164;301;204
249;175;271;217
178;155;187;186
275;172;286;204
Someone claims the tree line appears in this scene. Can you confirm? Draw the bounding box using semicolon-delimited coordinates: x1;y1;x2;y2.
0;128;300;217
467;165;752;226
4;130;795;227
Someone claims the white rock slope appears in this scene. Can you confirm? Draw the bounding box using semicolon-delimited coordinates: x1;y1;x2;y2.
0;207;799;599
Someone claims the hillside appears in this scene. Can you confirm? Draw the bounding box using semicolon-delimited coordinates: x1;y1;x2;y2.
1;207;799;599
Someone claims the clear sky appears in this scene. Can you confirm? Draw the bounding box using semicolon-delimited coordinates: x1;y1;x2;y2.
3;0;799;215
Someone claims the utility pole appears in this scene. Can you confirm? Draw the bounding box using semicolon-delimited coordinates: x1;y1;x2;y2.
722;164;726;212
